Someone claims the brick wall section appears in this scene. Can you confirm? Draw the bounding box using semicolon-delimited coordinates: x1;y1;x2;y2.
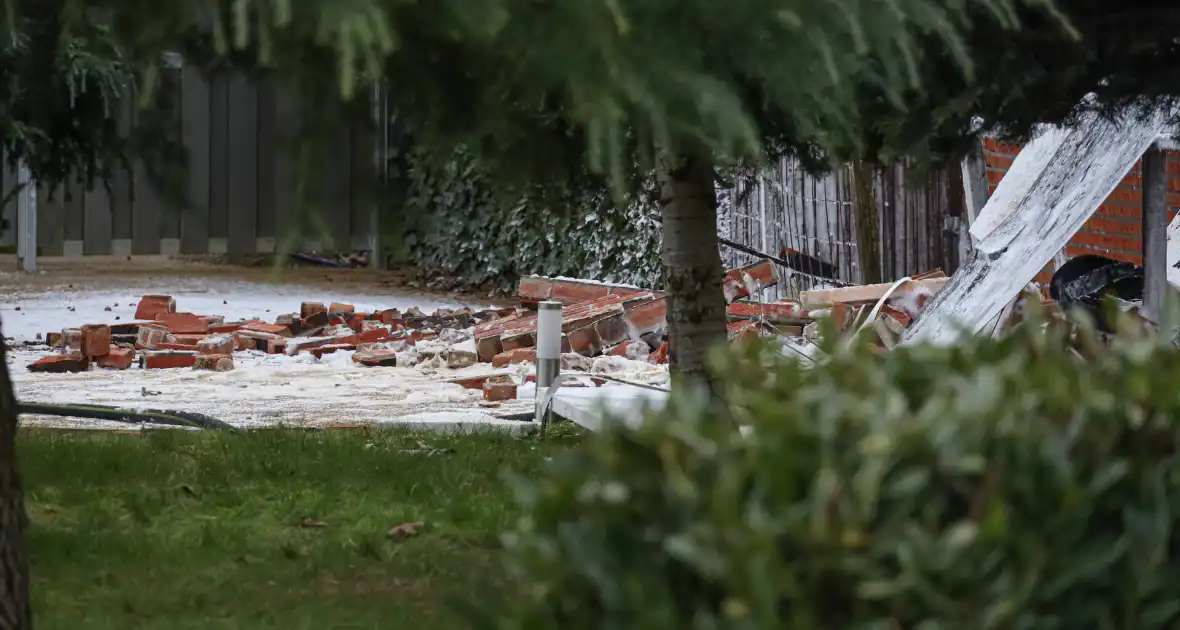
981;137;1180;284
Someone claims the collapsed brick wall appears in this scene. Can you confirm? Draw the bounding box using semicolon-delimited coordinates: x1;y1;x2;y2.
982;138;1180;284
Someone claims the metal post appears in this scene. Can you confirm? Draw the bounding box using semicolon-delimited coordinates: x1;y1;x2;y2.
368;82;386;269
535;301;562;433
1142;144;1167;322
16;161;36;272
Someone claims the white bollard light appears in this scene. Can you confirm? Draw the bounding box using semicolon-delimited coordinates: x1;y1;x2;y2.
535;301;562;388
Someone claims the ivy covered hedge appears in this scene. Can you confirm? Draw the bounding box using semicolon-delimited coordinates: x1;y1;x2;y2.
491;318;1180;628
400;151;663;292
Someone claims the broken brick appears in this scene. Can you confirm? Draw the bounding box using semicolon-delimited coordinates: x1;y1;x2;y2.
727;301;807;321
328;302;355;315
594;313;630;347
62;328;83;351
483;379;518;402
193;354;235;371
28;354;90;373
301;302;327;318
242;322;291;337
79;324;111;358
267;338;289;354
374;309;402;325
197;334;235;355
309;344;357;358
157;343;199;352
491;351;514;368
567;325;602;356
135;325;169;350
623;297;668;338
721;259;779;303
135;295;176;320
169;333;207;346
352;349;399;367
45;331;64;348
501;331;536;353
96;347;135;370
608;341;648;359
451;374;493;390
141;351;198;369
511;348;537;364
649;342;669;364
155;313;210;335
446;348;478;369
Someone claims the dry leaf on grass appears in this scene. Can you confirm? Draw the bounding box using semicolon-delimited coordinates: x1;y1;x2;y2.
387;521;425;539
299;516;326;528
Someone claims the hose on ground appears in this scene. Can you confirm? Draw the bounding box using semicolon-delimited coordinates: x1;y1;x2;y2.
17;402;236;431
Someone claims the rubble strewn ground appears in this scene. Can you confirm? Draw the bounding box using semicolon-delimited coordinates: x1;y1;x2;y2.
1;260;671;430
4;252;1095;431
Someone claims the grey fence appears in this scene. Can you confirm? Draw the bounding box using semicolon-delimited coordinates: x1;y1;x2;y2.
725;159;966;299
0;64;380;258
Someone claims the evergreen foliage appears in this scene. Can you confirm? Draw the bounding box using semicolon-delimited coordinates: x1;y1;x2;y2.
494;316;1180;628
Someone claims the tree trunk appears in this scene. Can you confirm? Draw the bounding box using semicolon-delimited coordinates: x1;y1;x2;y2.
851;159;882;284
656;146;728;386
0;319;30;630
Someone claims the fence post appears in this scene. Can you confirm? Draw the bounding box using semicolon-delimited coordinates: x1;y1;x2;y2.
16;161;35;272
1142;143;1167;322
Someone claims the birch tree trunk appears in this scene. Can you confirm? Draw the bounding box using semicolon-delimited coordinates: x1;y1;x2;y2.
0;319;30;630
656;145;728;385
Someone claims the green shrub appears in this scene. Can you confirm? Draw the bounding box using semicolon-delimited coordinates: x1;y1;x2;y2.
402;150;662;292
493;320;1180;629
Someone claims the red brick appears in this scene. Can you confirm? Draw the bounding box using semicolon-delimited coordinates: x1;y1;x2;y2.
62;328;83;350
27;354;90;373
197;334;235;355
345;313;370;331
155;313;209;335
374;309;402;325
451;374;494;390
727;301;807;321
328;303;355;315
721;260;778;302
80;324;111;358
510;348;537;364
608;341;648;358
135;295;176;320
352;349;399;367
157;343;199;351
501;331;536;352
301;302;327;318
517;277;554;301
624;297;668;338
168;333;205;346
483;379;518;402
193;354;235;371
879;304;912;328
648;342;668;364
242;322;292;337
135;325;169;350
310;344;357;358
491;351;513;368
267;338;289;354
567;325;602;356
593;312;630;347
142;351;198;369
550;281;611;305
45;331;64;347
208;323;244;334
96;347;135;370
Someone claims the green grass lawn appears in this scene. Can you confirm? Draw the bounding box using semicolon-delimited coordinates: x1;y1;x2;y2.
20;426;581;630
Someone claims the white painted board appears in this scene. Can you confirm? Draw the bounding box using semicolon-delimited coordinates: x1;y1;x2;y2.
904;107;1175;345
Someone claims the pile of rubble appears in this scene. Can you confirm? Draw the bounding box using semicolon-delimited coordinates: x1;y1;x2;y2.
27;296;518;374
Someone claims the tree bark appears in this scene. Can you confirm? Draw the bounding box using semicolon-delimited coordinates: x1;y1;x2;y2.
656;145;728;386
0;319;30;630
851;159;882;284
